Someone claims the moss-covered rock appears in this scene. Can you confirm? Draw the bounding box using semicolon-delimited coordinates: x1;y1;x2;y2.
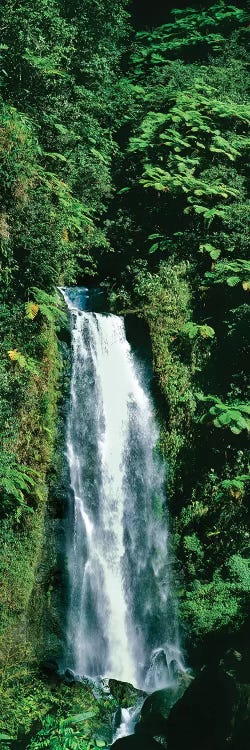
108;680;145;708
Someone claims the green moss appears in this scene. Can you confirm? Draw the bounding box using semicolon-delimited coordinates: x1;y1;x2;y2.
121;259;196;497
0;320;62;673
110;251;250;641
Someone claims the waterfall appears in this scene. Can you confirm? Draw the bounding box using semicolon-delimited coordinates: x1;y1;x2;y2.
61;287;183;690
113;704;143;743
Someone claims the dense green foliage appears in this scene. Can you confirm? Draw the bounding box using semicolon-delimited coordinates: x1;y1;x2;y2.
27;713;107;750
107;1;250;640
0;0;130;739
0;0;249;742
0;668;116;748
0;2;129;554
0;0;130;512
0;0;129;291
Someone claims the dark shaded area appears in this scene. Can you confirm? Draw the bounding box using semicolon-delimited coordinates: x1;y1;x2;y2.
125;315;153;394
112;737;161;749
112;647;250;750
131;0;246;28
131;0;199;28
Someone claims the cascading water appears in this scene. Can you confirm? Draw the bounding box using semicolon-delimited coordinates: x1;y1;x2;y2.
61;287;183;691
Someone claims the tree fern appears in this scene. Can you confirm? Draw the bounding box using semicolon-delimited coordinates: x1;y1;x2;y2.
197;395;250;434
204;259;250;287
133;4;247;73
182;322;215;339
29;288;67;325
0;452;38;510
7;348;39;374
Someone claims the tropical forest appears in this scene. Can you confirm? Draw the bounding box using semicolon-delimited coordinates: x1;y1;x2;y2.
0;1;249;749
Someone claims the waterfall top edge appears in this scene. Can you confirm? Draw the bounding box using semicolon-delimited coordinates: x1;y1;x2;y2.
59;285;109;314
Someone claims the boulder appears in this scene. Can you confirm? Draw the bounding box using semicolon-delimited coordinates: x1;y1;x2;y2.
63;668;75;683
140;670;192;733
166;649;250;750
108;678;145;707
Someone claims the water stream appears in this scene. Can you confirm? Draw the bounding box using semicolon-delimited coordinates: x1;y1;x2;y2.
61;287;183;695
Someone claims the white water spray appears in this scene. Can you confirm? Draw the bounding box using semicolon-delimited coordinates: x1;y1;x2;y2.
61;287;183;690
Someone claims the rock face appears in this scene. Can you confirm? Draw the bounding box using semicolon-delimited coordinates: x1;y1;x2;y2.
111;649;250;750
167;662;237;749
165;649;250;750
111;674;190;749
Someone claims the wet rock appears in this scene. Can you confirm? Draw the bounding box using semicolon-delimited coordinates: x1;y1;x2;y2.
99;677;111;694
108;679;145;707
167;666;235;749
151;737;167;748
135;714;168;739
113;706;123;734
63;667;75;683
140;671;192;735
166;649;250;750
131;649;250;750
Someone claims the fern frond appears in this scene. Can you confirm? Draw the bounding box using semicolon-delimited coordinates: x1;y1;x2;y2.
30;287;67;325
